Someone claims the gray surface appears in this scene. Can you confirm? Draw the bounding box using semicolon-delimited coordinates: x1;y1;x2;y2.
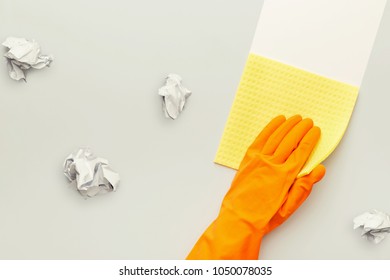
0;0;389;259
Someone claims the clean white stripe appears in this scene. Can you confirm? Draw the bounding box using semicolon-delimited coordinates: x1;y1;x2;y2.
250;0;387;86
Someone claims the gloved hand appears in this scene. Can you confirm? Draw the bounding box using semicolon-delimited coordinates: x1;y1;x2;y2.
187;115;325;260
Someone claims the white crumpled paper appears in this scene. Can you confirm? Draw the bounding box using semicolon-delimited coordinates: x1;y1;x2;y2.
158;74;192;119
2;37;53;81
353;209;390;244
63;148;120;198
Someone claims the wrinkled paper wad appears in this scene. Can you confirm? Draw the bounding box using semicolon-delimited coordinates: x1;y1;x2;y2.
63;148;120;198
2;37;53;81
353;209;390;244
158;74;192;119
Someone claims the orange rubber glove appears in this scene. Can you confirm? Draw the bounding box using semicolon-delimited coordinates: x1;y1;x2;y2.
187;115;325;260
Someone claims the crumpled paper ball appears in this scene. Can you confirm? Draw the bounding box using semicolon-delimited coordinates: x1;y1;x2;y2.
353;209;390;244
2;37;53;81
63;148;120;198
158;73;192;119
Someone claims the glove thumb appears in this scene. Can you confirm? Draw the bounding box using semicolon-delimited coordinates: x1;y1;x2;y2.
264;164;326;234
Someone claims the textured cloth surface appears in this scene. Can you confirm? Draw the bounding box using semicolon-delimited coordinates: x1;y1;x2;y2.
215;54;359;176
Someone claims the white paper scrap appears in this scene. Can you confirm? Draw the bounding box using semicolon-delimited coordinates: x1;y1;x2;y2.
158;74;192;119
2;37;53;81
353;209;390;244
63;148;120;198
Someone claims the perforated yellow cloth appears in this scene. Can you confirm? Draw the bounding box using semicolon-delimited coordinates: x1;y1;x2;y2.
215;54;359;177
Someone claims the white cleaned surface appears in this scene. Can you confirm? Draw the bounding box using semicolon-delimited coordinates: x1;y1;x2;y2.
0;0;389;259
251;0;387;86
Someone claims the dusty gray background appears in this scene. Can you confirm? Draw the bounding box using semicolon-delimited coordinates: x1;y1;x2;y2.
0;0;389;259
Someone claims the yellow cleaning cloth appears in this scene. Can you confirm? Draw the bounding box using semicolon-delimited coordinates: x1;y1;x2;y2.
215;54;358;177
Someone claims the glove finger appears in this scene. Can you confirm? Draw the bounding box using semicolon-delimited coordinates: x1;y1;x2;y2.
272;118;314;163
285;126;321;169
280;164;325;215
247;115;286;152
264;164;326;234
262;115;302;155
